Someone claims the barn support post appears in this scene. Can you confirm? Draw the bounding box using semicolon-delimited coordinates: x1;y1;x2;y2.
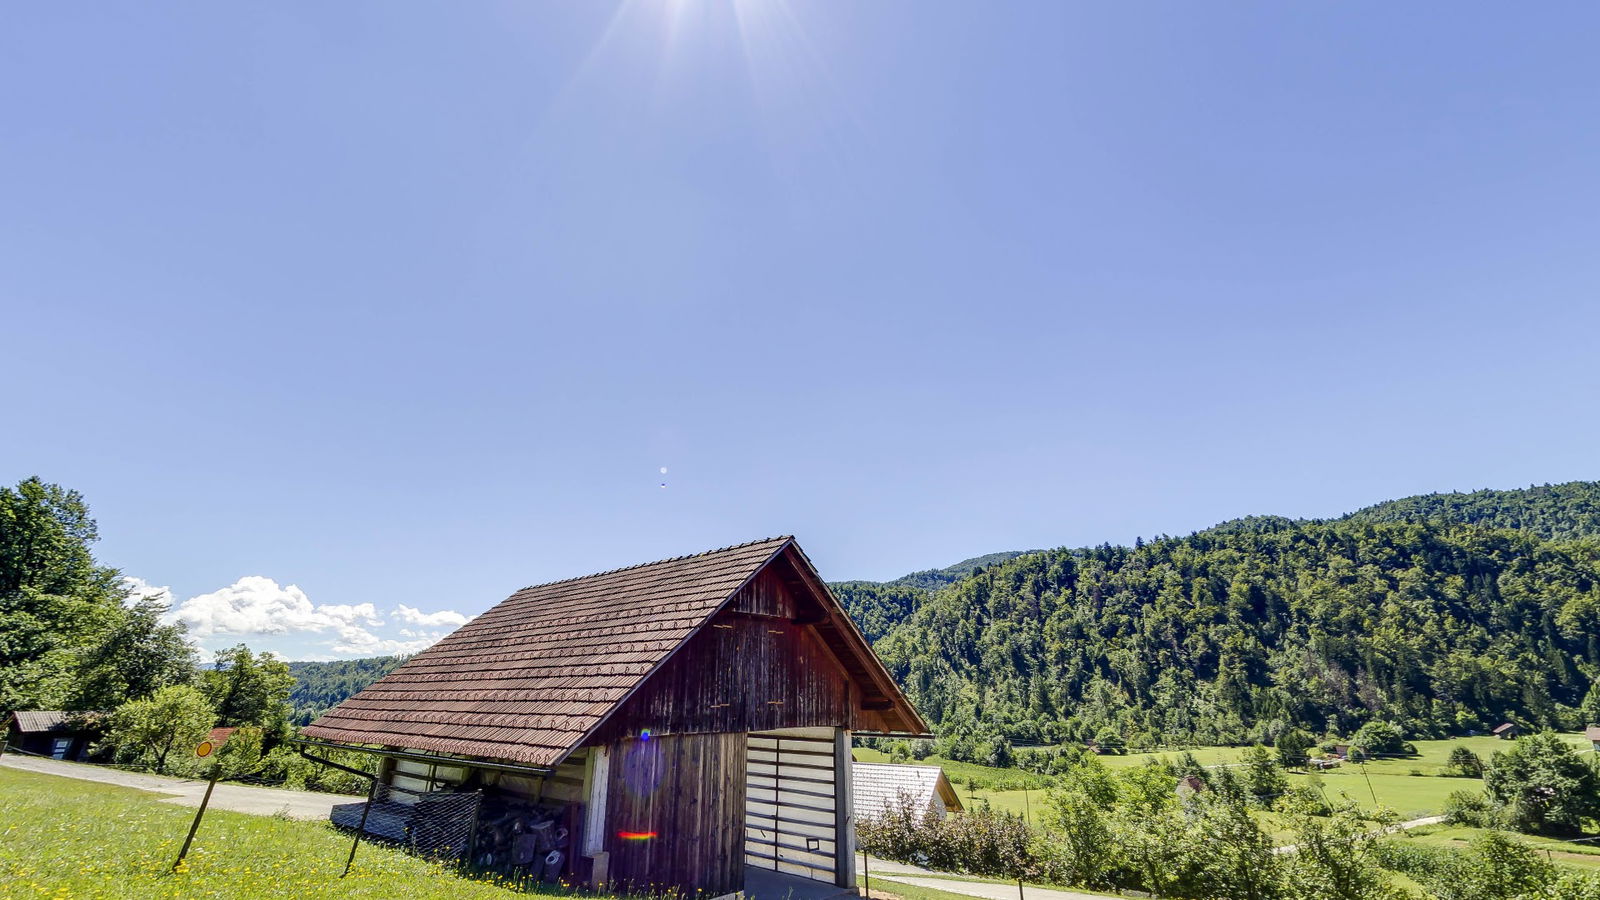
834;728;856;888
582;745;610;887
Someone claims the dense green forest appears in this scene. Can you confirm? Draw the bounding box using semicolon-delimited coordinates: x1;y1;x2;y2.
836;481;1600;758
286;655;408;725
1342;481;1600;540
865;526;1600;758
833;551;1038;642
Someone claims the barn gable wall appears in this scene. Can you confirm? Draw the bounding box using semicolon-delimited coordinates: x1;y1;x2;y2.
586;568;889;744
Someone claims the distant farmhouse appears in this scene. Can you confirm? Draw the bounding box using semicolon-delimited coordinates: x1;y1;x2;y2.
853;762;963;821
302;537;928;898
3;711;102;761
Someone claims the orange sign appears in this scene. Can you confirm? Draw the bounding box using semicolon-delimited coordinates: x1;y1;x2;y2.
195;741;214;758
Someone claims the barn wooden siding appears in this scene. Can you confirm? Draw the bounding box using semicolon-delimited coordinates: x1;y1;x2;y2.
588;568;896;743
598;732;746;897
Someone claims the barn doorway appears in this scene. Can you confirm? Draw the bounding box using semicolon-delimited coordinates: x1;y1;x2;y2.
743;728;842;884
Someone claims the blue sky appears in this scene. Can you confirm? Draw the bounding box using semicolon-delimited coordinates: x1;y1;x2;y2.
4;2;1599;659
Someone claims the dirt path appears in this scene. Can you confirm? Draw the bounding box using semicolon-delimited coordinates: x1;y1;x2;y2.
1;753;356;821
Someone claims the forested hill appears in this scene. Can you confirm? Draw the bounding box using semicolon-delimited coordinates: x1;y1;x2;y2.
286;655;407;725
830;550;1035;642
872;519;1600;757
1341;481;1600;541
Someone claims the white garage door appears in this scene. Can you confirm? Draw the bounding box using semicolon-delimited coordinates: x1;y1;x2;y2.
745;731;839;882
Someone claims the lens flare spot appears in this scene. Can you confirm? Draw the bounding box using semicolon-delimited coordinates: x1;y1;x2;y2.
617;831;658;841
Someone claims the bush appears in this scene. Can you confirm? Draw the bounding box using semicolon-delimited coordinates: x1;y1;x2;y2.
101;685;216;775
1482;731;1600;835
1377;830;1578;900
858;795;1038;878
1443;789;1500;828
1445;745;1485;778
214;726;266;780
259;743;370;795
1350;720;1407;757
1240;745;1288;803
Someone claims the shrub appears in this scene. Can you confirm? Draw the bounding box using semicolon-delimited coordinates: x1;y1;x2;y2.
1446;745;1485;778
1378;830;1574;900
101;684;216;774
1349;720;1407;757
1443;789;1499;828
1483;731;1600;835
858;794;1038;878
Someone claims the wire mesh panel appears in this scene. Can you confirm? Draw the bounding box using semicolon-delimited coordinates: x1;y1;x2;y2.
330;782;482;862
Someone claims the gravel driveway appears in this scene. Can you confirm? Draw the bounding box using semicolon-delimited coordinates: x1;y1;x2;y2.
1;753;357;821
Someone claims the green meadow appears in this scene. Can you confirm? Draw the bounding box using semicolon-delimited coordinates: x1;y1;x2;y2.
858;732;1595;824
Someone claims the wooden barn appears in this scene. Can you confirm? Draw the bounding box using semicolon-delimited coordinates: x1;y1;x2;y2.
3;711;104;761
302;536;928;897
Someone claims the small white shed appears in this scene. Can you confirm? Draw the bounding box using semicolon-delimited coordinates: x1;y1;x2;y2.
852;762;964;821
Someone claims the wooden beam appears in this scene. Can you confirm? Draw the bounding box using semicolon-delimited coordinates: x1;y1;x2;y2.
582;744;610;884
833;728;856;888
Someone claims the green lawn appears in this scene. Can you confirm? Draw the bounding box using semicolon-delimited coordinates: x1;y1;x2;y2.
0;767;575;898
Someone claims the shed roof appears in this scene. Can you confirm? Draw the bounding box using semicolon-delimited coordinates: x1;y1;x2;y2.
1585;725;1600;742
1492;722;1518;734
7;711;74;734
853;762;963;818
304;536;924;767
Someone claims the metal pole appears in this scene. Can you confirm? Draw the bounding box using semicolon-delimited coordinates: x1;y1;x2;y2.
861;850;870;898
1359;760;1378;807
173;766;220;871
342;774;380;878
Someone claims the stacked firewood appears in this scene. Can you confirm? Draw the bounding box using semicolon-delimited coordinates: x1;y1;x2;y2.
471;795;570;883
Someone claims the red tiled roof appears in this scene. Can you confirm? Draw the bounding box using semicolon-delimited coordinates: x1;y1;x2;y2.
303;537;796;767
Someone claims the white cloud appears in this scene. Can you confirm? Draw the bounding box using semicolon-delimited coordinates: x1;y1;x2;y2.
160;575;466;659
394;604;470;628
332;631;444;656
120;575;174;609
171;576;383;639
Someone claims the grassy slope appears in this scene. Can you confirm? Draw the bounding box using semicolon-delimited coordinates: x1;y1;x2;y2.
0;768;566;899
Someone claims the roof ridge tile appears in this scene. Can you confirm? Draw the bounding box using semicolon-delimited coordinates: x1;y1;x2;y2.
514;535;791;592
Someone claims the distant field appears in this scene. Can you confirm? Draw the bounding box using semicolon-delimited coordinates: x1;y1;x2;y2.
858;732;1594;823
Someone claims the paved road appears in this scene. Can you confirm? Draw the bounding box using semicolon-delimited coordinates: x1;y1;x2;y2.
861;856;1116;900
874;875;1115;900
1;753;355;821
